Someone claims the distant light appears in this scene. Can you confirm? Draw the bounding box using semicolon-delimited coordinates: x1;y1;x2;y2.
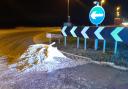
100;0;105;6
116;6;121;17
101;0;105;4
116;12;120;17
122;22;128;26
116;6;120;11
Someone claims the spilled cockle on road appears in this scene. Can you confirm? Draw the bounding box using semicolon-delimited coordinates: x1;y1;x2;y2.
9;42;89;73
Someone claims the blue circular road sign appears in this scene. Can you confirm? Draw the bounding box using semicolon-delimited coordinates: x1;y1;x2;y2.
89;5;105;26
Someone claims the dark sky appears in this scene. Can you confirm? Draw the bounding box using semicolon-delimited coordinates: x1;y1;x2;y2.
0;0;128;27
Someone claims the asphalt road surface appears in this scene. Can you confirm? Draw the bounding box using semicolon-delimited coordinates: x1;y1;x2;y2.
0;27;60;64
12;64;128;89
0;27;128;89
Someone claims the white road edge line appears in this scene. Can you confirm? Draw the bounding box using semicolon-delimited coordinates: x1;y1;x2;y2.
61;51;128;71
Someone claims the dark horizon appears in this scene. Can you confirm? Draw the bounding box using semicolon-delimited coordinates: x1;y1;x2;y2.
0;0;128;27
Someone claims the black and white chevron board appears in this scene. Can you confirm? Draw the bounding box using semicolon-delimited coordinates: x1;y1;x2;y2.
61;26;128;54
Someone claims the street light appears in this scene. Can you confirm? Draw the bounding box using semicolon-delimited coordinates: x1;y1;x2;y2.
116;6;120;11
101;0;105;6
116;6;120;17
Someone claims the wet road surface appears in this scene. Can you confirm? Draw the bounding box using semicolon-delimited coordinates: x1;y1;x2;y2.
0;27;60;64
1;63;127;89
0;27;128;89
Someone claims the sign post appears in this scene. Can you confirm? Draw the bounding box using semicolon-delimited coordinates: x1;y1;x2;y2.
103;40;106;53
77;37;80;48
94;39;99;50
84;39;87;50
89;1;105;51
111;27;124;54
114;41;118;54
62;26;68;47
64;37;67;47
81;26;89;50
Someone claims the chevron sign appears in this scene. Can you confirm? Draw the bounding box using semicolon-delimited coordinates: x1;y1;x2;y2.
61;26;128;45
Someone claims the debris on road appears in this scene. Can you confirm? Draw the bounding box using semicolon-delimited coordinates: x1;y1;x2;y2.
9;42;88;72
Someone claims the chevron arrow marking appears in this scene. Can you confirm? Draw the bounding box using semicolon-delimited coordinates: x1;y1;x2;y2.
81;26;89;39
94;27;105;40
70;26;77;37
111;27;124;42
62;26;67;36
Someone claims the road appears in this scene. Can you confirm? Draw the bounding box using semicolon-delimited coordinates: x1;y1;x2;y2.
0;27;60;64
0;27;128;89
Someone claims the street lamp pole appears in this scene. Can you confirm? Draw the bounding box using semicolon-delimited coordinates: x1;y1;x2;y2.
67;0;70;22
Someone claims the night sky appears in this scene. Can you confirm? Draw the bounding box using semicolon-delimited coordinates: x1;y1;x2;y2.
0;0;128;27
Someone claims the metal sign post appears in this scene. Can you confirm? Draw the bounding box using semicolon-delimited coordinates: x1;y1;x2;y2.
62;26;68;47
111;27;124;54
95;39;99;50
103;40;106;53
77;37;80;48
114;41;118;54
81;27;89;50
84;38;87;50
70;26;78;48
64;36;67;47
89;2;105;51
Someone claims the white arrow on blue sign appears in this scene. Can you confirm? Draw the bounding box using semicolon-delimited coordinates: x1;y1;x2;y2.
89;5;105;26
94;27;105;40
111;27;124;42
81;27;89;39
70;26;77;37
62;26;67;36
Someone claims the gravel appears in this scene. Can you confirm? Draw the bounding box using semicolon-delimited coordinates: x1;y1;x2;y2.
55;38;128;67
